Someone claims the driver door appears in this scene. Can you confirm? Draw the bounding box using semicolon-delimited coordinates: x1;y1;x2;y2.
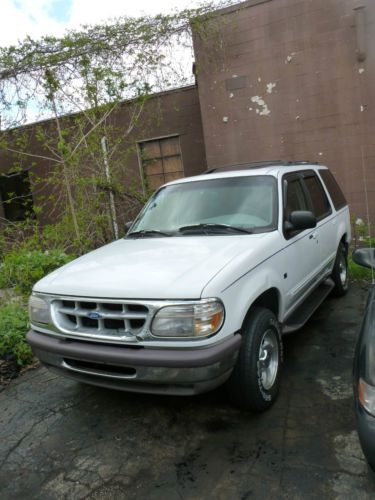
282;173;321;314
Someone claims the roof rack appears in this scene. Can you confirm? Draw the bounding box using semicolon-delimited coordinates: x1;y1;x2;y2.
204;160;319;174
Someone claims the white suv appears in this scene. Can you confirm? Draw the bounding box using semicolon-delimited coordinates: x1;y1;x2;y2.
27;161;350;411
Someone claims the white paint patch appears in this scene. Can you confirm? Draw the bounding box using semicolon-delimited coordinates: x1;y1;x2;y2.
229;92;234;98
222;116;229;123
232;74;238;78
248;107;253;111
359;68;364;74
266;82;276;94
295;115;300;120
319;152;323;156
360;105;365;112
285;52;296;64
251;95;271;116
316;372;352;400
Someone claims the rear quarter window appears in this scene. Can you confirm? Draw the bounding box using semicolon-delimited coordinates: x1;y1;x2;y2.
319;169;347;211
303;173;331;221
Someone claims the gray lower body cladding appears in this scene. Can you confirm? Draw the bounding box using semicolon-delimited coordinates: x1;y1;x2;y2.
27;330;241;395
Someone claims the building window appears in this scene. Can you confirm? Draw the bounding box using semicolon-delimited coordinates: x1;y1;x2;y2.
0;171;34;222
139;136;184;191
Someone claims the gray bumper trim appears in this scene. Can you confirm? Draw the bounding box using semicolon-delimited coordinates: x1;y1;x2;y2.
27;330;241;368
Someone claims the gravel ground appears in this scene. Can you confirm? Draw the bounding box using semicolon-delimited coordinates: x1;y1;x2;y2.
0;283;375;499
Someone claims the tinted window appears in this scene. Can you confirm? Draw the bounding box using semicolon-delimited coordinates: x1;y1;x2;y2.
284;178;309;217
303;174;331;220
319;169;347;210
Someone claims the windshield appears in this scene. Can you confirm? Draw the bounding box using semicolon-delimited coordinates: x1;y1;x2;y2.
129;175;278;236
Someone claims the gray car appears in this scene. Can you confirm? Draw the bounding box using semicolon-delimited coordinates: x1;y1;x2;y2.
352;247;375;470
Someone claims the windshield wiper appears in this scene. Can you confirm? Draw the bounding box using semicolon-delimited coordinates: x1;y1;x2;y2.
177;223;253;234
127;229;172;238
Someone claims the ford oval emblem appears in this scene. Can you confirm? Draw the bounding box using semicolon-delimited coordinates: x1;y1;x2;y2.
88;312;102;320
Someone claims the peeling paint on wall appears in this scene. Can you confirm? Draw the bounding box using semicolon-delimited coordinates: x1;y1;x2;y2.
358;68;364;74
266;82;276;94
251;96;271;116
285;52;296;64
222;116;229;123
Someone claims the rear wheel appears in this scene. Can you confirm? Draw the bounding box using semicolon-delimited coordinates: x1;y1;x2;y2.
331;242;348;297
226;307;282;412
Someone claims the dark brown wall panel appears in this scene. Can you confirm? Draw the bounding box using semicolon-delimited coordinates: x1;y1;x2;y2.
194;0;375;222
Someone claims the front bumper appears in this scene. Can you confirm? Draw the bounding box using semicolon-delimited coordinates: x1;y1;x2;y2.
27;329;241;395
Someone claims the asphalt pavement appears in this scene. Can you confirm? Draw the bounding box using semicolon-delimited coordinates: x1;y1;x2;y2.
1;283;375;499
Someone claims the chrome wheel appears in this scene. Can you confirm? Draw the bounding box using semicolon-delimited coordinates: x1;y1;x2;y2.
339;252;348;286
258;329;279;390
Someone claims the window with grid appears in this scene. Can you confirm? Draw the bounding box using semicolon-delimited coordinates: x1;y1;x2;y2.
139;136;184;191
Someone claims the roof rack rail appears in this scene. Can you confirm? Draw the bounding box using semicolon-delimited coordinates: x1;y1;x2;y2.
204;160;319;174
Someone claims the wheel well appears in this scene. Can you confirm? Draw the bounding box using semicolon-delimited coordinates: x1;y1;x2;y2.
340;233;348;252
249;288;279;318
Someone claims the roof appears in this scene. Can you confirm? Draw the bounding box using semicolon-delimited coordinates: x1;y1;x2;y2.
202;0;272;19
204;160;319;174
165;162;328;187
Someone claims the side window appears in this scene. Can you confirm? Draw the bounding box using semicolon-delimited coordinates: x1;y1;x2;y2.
303;174;331;220
284;177;309;218
318;169;347;210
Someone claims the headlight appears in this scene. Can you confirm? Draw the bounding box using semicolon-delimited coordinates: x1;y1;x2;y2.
28;295;51;324
151;300;224;338
359;378;375;416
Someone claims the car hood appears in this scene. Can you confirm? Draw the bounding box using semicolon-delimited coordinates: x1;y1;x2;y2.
34;234;272;299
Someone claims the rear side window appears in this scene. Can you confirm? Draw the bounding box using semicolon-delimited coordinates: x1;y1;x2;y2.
303;173;331;220
319;169;347;211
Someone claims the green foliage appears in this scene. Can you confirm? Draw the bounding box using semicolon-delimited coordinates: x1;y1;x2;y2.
0;248;73;296
349;216;375;281
0;2;232;266
0;303;32;366
348;255;373;280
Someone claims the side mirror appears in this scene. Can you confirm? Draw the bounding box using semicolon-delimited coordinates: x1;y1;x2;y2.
352;248;375;270
124;221;133;233
285;211;317;232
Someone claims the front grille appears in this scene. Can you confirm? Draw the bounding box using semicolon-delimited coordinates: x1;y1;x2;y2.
52;299;149;338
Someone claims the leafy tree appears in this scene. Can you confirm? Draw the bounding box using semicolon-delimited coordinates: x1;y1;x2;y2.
0;2;233;252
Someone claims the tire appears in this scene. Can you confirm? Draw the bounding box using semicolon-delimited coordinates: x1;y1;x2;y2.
226;307;282;412
331;242;349;297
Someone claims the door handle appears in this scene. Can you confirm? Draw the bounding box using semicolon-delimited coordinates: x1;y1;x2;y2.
309;232;318;240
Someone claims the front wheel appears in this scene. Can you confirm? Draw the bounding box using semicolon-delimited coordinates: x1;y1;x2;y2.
226;307;282;412
331;242;349;297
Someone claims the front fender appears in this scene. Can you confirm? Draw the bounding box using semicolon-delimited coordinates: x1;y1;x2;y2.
204;255;286;334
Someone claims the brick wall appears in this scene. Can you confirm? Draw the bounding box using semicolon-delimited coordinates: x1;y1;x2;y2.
194;0;375;223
